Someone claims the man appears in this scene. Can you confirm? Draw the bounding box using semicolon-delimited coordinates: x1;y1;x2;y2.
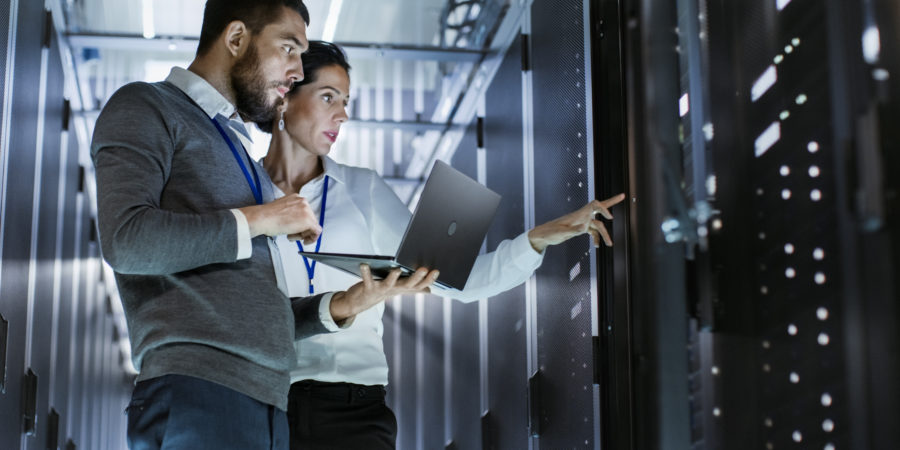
91;1;435;448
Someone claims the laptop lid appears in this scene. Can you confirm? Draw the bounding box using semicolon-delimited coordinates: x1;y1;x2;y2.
299;160;501;290
393;160;501;289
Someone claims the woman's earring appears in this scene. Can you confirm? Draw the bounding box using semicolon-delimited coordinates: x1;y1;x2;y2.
278;111;285;131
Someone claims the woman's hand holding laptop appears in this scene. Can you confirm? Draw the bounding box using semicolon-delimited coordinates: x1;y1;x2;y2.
329;264;439;324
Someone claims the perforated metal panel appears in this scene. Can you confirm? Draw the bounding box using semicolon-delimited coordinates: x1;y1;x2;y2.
531;0;597;447
0;0;10;134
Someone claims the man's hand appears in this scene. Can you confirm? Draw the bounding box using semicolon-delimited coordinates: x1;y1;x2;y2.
329;264;439;323
527;193;627;252
238;194;322;244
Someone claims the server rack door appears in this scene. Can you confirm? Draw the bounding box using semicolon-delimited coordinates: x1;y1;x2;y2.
445;122;483;450
531;0;605;447
393;294;419;450
0;0;49;445
701;1;860;448
619;0;694;448
445;299;480;450
589;0;634;448
483;32;529;450
637;0;900;448
51;138;78;450
65;209;92;447
419;293;445;450
26;23;66;449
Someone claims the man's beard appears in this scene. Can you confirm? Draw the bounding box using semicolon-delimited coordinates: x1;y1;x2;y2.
231;43;281;123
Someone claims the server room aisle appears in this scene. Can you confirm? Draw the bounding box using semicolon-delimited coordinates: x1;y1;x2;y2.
1;0;899;449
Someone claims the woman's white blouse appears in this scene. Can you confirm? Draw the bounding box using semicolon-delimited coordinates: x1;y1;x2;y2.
273;156;544;386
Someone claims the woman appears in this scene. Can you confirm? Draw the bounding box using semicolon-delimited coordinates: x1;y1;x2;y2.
261;41;624;449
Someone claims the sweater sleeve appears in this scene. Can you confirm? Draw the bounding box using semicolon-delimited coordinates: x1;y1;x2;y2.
90;83;239;275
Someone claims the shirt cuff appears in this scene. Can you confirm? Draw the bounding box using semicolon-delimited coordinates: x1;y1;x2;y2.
230;209;252;260
511;231;546;270
318;292;355;331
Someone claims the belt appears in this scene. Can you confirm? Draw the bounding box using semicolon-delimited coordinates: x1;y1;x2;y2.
291;380;386;401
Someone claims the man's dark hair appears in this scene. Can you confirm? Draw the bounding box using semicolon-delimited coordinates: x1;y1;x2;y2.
196;0;310;56
257;41;351;133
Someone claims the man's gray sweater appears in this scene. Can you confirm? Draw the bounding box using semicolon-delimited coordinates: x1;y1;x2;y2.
91;80;327;410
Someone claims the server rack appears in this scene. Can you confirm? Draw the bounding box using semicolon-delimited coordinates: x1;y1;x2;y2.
0;2;132;448
614;0;900;449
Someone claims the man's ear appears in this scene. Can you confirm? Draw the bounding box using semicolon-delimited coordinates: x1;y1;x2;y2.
222;20;249;58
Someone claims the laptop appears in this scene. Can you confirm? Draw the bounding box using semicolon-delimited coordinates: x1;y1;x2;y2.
298;160;501;290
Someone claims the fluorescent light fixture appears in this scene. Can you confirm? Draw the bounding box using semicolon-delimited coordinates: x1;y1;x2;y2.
322;0;344;42
751;65;777;102
776;0;792;11
142;0;156;39
679;93;690;117
862;26;881;64
755;122;781;157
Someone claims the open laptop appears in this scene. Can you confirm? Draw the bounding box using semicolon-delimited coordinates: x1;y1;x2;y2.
298;160;501;290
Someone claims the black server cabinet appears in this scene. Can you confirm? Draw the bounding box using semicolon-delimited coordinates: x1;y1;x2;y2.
611;0;900;448
697;1;898;448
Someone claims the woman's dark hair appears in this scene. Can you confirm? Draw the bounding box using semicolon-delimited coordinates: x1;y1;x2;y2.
257;41;351;133
291;40;352;91
196;0;310;56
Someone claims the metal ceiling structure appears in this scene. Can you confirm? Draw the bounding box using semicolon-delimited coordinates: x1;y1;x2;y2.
58;0;513;192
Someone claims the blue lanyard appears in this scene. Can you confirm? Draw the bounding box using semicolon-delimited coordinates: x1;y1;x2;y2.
211;117;263;205
296;175;330;294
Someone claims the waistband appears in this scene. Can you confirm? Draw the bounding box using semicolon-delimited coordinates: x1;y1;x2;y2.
290;379;386;402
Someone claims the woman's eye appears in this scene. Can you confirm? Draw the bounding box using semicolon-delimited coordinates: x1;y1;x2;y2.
323;95;333;103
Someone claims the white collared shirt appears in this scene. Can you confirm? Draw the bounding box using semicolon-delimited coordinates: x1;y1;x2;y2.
273;156;545;386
